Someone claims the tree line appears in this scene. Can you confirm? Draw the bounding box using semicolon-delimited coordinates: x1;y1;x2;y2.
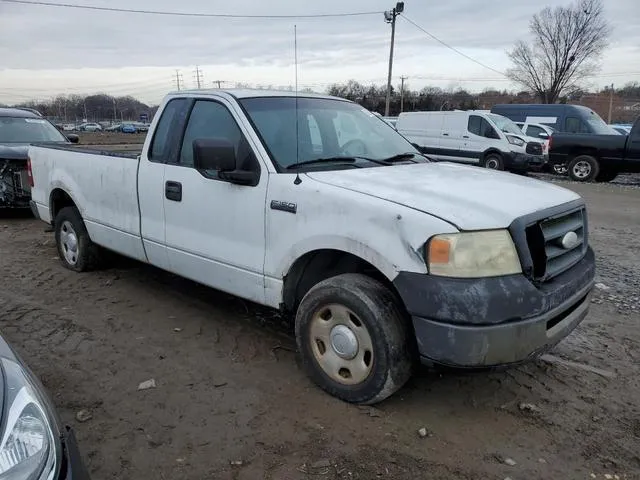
6;94;156;124
326;80;640;117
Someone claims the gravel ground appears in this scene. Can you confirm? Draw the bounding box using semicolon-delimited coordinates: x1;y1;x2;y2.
0;176;639;480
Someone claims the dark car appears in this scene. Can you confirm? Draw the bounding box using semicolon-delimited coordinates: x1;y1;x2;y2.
548;116;640;182
490;104;617;135
0;329;91;479
0;108;78;208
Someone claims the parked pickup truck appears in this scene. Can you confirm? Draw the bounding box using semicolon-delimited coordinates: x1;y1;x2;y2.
28;89;596;404
548;116;640;182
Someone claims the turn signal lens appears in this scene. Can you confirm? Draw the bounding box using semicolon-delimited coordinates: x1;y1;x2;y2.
428;237;451;264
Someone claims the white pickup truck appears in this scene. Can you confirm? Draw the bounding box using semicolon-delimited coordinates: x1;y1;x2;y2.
28;90;596;404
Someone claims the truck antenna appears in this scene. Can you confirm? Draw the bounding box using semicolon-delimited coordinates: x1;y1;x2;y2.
293;24;302;185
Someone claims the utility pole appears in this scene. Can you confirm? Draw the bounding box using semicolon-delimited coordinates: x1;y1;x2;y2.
213;80;223;88
608;83;614;124
112;98;117;122
383;2;404;117
400;75;408;113
193;66;204;89
174;69;183;90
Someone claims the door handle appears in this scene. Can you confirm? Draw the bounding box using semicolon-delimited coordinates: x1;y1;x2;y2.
442;133;449;136
165;181;182;202
463;135;469;139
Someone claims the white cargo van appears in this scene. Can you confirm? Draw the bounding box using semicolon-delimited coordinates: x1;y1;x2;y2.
396;111;545;171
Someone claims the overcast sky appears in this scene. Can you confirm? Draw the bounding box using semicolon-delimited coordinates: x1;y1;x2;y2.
0;0;638;105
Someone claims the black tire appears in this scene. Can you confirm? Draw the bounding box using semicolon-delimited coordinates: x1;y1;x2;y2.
595;170;618;183
568;155;599;182
295;273;414;405
54;206;102;272
483;153;504;170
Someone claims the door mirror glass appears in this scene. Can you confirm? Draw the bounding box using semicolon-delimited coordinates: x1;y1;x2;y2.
193;138;236;172
66;134;79;144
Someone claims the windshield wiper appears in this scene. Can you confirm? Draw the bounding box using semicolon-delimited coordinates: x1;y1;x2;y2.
380;152;420;163
285;157;359;170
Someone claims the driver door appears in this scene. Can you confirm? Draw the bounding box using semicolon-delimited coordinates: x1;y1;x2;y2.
162;98;268;305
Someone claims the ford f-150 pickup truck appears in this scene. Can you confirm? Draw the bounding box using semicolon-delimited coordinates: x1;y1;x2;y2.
28;89;596;404
548;116;640;182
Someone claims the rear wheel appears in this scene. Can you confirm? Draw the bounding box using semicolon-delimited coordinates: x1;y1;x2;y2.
295;273;414;405
568;155;599;182
483;153;504;170
54;206;103;272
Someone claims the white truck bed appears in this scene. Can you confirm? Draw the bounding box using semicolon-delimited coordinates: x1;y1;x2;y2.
29;145;147;262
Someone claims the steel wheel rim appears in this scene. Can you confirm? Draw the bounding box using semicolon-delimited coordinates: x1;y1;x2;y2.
485;158;499;169
309;304;374;385
60;221;79;265
572;160;592;179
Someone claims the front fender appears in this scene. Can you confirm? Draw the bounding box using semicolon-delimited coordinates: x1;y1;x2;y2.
277;234;404;282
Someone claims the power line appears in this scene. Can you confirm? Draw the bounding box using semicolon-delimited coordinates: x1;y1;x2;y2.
0;0;382;18
399;14;507;77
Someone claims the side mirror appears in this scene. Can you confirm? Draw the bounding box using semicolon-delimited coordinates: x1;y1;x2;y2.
538;132;549;139
66;134;79;144
193;138;236;172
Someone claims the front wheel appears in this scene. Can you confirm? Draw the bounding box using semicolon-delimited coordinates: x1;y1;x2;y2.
568;155;600;182
295;273;414;405
483;153;504;170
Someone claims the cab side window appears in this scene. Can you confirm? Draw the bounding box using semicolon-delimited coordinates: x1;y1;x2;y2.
149;98;188;162
526;125;546;138
566;117;588;133
179;100;259;178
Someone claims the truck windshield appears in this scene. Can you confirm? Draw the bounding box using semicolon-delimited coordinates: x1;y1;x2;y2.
239;97;420;170
0;117;68;144
486;114;523;135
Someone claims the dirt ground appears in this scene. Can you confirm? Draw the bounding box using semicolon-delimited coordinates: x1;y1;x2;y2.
0;175;639;480
76;131;147;145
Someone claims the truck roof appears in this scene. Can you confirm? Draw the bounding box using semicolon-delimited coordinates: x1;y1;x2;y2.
168;88;345;102
0;107;42;118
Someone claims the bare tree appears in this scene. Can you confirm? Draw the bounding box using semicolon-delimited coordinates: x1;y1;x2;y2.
506;0;610;104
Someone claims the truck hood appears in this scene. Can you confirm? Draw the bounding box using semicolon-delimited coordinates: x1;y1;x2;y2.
306;162;581;230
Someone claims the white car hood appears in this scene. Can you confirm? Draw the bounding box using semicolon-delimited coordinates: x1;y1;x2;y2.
306;162;581;230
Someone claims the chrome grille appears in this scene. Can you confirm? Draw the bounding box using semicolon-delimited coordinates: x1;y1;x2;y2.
539;208;586;280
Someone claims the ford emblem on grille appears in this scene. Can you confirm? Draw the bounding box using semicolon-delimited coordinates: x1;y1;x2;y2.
561;231;579;249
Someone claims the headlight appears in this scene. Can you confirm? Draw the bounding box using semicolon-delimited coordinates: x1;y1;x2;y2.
507;135;525;147
0;358;59;480
427;230;522;278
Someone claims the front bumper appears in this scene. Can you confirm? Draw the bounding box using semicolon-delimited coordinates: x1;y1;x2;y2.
60;426;91;479
504;151;546;171
393;247;595;367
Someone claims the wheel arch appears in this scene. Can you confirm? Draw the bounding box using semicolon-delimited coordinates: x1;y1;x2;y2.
282;248;405;314
49;187;79;223
482;148;503;158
